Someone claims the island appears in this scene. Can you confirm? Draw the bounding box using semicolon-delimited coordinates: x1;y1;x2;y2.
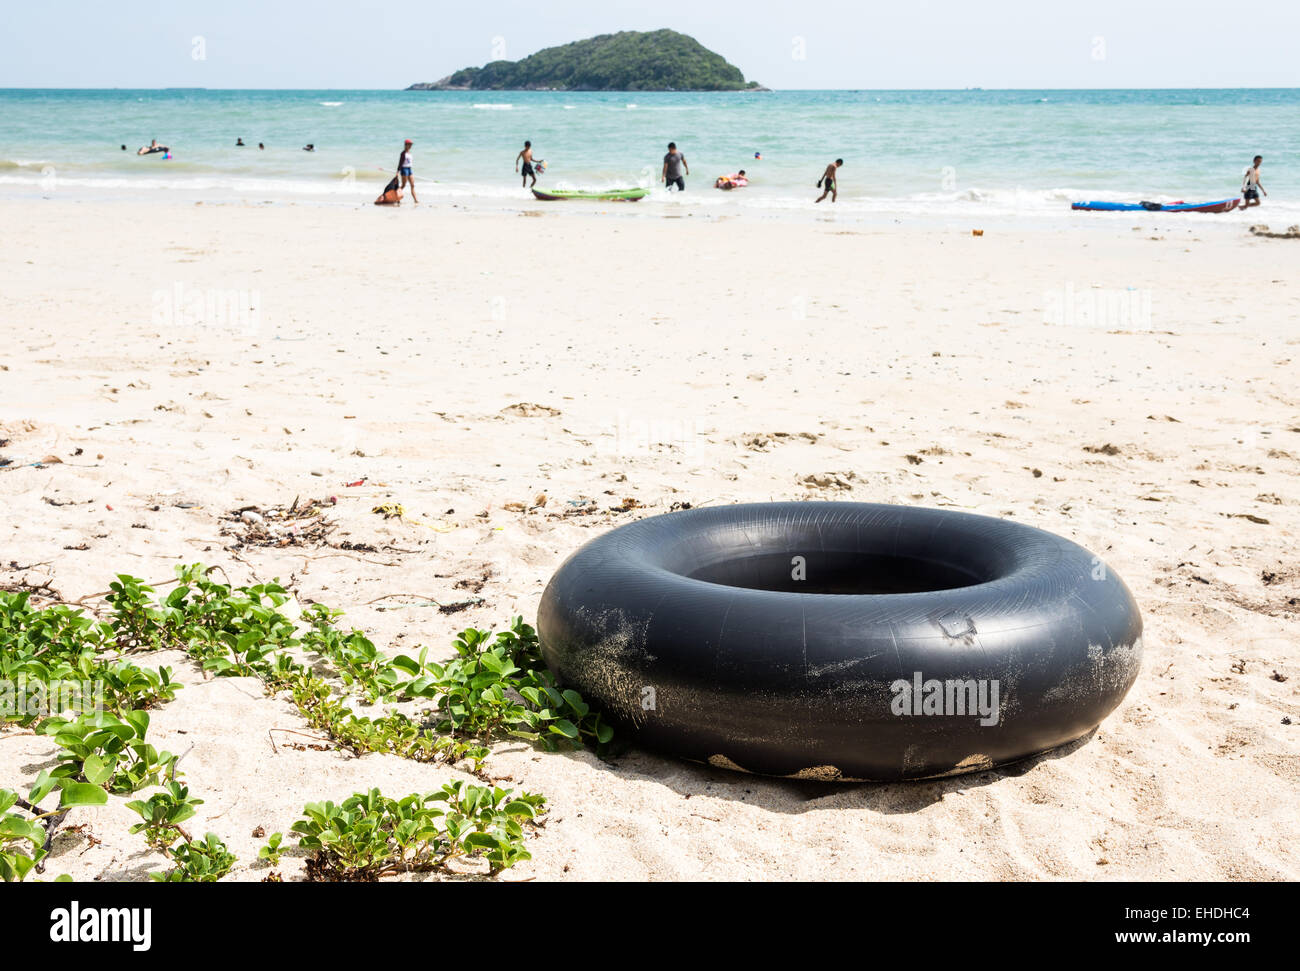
407;29;765;92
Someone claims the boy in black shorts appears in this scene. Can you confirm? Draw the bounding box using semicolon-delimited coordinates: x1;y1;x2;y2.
816;159;843;203
517;140;538;188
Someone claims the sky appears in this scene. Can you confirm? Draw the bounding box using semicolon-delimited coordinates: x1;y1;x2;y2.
3;0;1298;90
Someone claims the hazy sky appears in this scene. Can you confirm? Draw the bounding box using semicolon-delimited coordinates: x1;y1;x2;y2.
3;0;1298;89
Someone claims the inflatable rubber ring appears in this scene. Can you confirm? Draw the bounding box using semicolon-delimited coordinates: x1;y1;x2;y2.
538;502;1142;781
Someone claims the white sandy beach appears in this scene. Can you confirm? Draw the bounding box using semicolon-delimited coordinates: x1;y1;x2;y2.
1;198;1297;880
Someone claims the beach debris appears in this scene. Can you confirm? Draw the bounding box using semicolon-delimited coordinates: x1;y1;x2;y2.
222;496;338;548
540;495;644;521
435;598;482;615
0;563;62;602
0;453;74;472
503;492;549;513
735;431;819;452
1083;443;1123;456
500;402;561;418
365;591;487;614
972;229;984;236
454;568;494;595
335;540;380;552
1249;224;1300;239
800;471;857;491
344;477;367;487
371;502;458;531
1226;513;1270;525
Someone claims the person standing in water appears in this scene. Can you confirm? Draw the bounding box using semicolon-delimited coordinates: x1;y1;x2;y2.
397;138;418;204
662;142;689;191
816;159;843;203
516;140;538;188
1241;155;1266;210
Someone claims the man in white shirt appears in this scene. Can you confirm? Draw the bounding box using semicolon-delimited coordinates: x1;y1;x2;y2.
1241;155;1266;211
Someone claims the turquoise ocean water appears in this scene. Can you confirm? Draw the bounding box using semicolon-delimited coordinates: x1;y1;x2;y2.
1;88;1296;221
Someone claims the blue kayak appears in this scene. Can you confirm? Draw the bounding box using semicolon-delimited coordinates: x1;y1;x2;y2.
1072;198;1239;213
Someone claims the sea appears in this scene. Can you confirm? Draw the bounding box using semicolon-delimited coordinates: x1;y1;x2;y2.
2;88;1296;224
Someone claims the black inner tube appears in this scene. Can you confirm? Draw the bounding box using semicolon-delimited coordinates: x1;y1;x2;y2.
539;502;1143;781
649;512;1019;596
686;551;988;595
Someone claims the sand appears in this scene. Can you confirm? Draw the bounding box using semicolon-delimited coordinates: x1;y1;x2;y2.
1;198;1297;881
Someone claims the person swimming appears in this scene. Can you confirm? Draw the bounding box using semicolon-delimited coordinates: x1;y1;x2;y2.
137;139;169;156
236;137;245;147
303;143;315;152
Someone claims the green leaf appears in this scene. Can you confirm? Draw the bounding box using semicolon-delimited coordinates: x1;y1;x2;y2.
59;783;109;808
82;754;114;787
390;655;421;675
27;772;56;807
121;710;150;738
549;719;580;739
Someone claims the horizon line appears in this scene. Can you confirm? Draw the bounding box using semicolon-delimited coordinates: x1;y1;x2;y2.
3;84;1300;92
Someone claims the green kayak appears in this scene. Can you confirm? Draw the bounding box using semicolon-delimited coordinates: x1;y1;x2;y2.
532;187;647;202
